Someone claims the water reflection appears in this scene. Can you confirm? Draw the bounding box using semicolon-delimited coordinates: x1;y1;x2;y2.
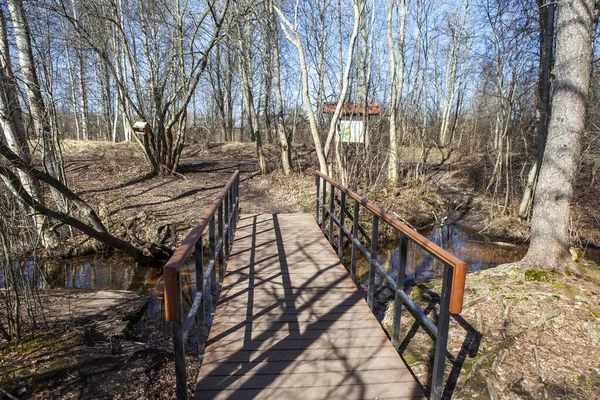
351;224;528;319
0;254;161;291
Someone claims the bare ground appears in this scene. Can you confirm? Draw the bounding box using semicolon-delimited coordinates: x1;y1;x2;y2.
383;260;600;399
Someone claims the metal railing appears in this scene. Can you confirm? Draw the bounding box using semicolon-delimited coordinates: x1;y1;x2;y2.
315;171;467;400
163;170;239;400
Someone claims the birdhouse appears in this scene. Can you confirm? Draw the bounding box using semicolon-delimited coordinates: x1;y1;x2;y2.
132;120;151;135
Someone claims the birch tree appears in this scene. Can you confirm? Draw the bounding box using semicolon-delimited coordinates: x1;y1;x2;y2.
386;0;407;185
274;0;361;176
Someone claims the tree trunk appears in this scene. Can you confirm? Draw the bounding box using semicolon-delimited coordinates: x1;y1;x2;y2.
0;10;50;245
519;1;556;219
274;5;328;174
268;0;292;176
386;0;406;186
7;0;67;213
521;0;595;273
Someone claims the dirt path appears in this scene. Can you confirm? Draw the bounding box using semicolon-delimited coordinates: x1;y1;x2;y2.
58;141;312;257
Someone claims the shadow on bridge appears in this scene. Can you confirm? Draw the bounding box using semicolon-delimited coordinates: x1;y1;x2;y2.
194;214;424;399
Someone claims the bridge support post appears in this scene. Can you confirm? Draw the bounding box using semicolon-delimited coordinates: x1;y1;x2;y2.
172;271;187;400
392;234;408;349
329;182;335;246
430;263;453;400
321;178;327;229
367;215;379;308
315;175;320;224
350;199;359;282
338;192;346;259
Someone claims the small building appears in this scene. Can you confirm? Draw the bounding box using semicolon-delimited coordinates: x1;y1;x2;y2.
323;102;380;143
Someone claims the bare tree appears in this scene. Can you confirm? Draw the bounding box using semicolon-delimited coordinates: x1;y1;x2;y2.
232;1;267;174
267;0;292;175
7;0;67;211
55;0;230;175
275;0;360;177
274;3;329;174
386;0;407;186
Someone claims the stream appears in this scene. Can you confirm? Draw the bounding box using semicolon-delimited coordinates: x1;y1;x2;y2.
2;224;599;339
350;224;600;321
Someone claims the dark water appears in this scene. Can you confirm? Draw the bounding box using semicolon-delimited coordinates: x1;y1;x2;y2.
354;224;525;285
0;254;161;291
351;224;600;319
351;224;527;319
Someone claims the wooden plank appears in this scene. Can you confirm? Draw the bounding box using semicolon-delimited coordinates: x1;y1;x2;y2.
197;369;418;391
195;384;422;400
206;327;387;343
203;335;393;353
195;214;424;399
199;356;402;376
202;346;402;364
210;317;383;335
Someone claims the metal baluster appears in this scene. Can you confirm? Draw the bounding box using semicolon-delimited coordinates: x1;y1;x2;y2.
315;175;320;223
209;217;217;310
338;191;346;259
172;269;186;400
430;263;453;400
392;234;408;349
196;241;205;340
218;202;224;280
329;182;335;245
350;199;359;282
224;191;230;260
321;178;327;229
367;215;379;309
228;188;233;247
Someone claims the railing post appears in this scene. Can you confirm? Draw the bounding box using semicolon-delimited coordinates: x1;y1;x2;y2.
224;189;230;261
218;202;224;279
350;199;359;282
338;191;346;259
172;270;186;400
233;175;239;236
367;215;379;309
195;241;205;341
209;217;217;305
228;188;234;248
329;182;335;245
315;174;320;224
392;234;408;349
430;264;453;400
321;177;327;229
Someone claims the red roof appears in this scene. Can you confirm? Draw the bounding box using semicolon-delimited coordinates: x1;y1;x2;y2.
323;102;380;116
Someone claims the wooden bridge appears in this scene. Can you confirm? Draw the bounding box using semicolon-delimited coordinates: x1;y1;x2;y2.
163;171;467;400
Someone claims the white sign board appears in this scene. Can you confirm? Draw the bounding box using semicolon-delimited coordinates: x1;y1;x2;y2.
338;117;364;143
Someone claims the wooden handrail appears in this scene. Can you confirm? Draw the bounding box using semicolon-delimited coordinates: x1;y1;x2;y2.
315;171;467;314
164;170;240;321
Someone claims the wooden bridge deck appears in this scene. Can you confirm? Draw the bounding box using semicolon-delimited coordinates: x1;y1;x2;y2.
195;213;425;399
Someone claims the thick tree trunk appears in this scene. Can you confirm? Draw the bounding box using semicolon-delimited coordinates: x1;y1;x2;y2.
521;0;595;273
519;1;556;219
